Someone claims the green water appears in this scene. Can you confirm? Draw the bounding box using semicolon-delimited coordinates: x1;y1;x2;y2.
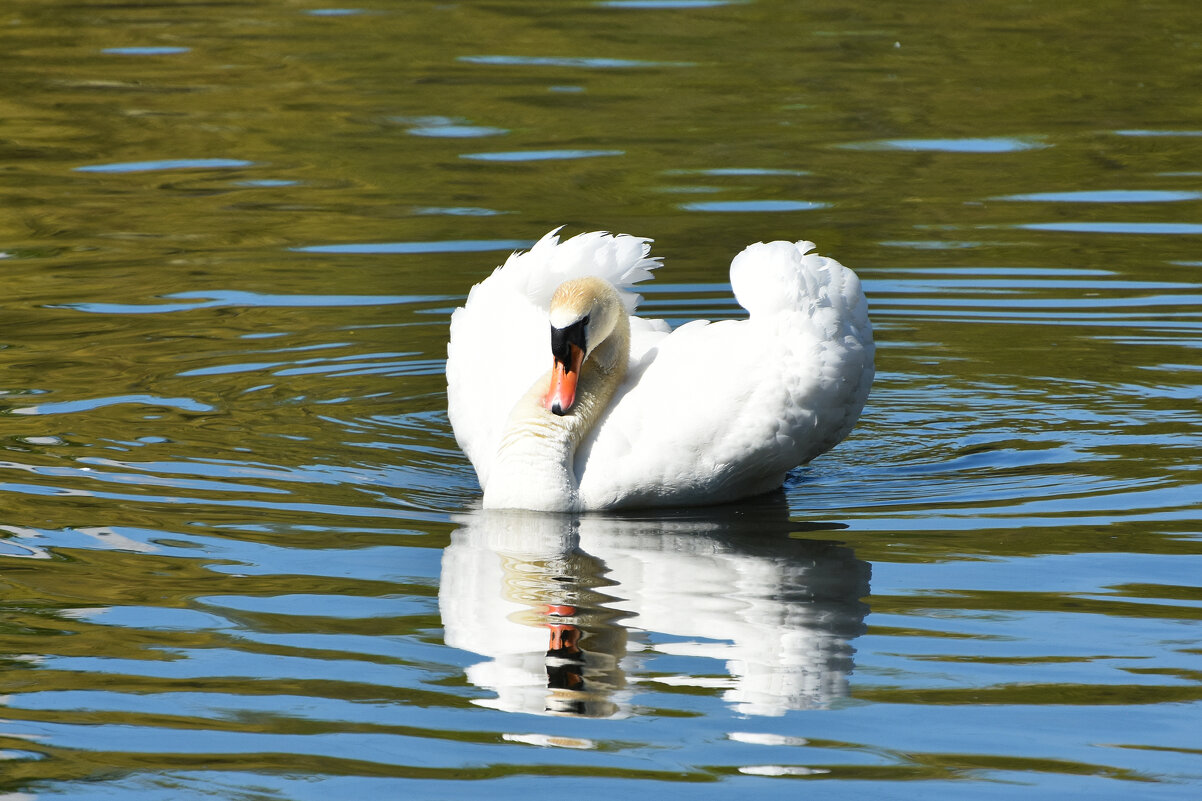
2;1;1201;798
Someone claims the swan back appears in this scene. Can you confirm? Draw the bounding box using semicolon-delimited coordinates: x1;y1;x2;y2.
574;239;874;509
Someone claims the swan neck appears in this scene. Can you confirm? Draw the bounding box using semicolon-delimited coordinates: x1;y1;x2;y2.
485;316;629;512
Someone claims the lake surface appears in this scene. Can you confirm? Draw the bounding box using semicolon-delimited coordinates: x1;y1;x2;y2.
2;1;1202;798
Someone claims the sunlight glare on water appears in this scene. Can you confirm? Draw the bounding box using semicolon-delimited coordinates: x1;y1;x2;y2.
1;1;1201;799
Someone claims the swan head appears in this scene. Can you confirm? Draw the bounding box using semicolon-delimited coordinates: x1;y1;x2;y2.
543;277;624;416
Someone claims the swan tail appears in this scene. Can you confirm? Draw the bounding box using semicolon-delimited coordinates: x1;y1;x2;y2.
729;239;876;461
730;240;845;315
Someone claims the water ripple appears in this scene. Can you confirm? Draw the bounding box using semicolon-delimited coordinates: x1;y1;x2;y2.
292;240;529;254
1019;222;1202;234
102;47;192;56
681;200;827;212
995;190;1202;203
460;149;625;162
459;55;690;69
74;158;254;173
840;137;1049;153
10;395;213;416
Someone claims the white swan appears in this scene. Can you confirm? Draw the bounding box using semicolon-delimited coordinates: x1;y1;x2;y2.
446;228;874;511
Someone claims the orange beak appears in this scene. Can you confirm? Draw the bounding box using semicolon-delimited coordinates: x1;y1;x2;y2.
544;343;584;415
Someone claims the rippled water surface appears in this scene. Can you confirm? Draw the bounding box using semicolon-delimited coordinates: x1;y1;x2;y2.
3;1;1202;798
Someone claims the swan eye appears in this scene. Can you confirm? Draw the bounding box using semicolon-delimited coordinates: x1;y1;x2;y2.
581;314;590;328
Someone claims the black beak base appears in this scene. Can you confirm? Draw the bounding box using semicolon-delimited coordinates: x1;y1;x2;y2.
550;317;588;368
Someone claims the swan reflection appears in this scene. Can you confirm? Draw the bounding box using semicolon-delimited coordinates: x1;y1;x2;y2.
439;499;870;718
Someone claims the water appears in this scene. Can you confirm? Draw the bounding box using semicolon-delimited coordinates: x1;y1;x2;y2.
2;0;1201;798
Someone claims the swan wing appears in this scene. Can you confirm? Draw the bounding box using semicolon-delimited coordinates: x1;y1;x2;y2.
447;229;660;487
576;240;874;509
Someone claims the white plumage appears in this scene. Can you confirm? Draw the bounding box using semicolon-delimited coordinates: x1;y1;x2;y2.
446;228;874;511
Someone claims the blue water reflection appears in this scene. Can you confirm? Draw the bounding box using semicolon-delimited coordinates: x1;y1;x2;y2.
74;159;254;173
440;501;869;718
840;137;1049;153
